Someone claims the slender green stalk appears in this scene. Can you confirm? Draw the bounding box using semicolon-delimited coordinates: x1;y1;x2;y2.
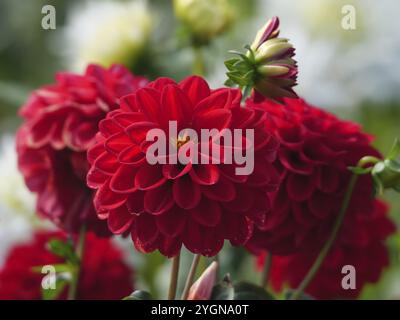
168;252;181;300
181;254;201;300
214;254;220;280
193;46;205;76
290;174;359;300
241;85;252;104
67;225;86;300
261;253;272;289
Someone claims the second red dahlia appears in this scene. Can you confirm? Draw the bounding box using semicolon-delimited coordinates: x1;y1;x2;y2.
246;97;381;254
16;64;147;235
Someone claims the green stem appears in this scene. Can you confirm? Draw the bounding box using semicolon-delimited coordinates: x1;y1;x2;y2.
358;155;380;167
193;46;205;76
241;85;252;104
214;254;220;280
168;252;181;300
261;253;272;289
67;225;86;300
290;173;359;300
181;254;201;300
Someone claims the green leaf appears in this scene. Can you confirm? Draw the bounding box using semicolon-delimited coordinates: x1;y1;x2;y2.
387;138;400;160
41;276;69;300
284;290;314;300
211;275;235;300
224;58;240;70
211;276;274;300
32;263;73;274
224;78;236;87
226;73;248;86
231;60;252;73
47;239;79;265
232;282;275;300
123;290;153;300
385;159;400;172
372;173;384;195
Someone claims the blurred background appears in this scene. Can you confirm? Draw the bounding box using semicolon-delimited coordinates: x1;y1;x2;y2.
0;0;399;299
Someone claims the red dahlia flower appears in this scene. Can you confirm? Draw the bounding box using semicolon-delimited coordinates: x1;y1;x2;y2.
16;64;147;235
0;231;134;300
246;97;381;254
87;76;280;257
260;200;396;299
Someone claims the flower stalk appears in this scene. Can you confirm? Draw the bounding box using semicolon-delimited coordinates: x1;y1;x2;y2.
168;252;181;300
289;173;359;300
261;253;272;289
181;254;201;300
67;224;86;300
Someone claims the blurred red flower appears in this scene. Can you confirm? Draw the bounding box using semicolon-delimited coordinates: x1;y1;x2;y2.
16;64;147;235
258;200;396;299
246;97;381;254
0;231;134;300
87;76;280;257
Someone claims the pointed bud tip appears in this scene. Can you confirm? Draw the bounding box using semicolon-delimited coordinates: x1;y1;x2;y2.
187;261;218;301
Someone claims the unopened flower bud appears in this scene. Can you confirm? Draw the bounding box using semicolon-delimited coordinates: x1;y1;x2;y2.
225;17;298;101
372;159;400;194
187;261;218;300
173;0;234;45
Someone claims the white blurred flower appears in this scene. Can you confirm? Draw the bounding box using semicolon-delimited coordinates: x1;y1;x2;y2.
63;0;153;71
0;136;38;265
253;0;400;108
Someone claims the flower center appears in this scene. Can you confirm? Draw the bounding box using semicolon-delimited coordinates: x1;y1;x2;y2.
177;135;190;149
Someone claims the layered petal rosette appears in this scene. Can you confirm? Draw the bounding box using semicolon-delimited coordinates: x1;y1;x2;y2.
246;97;381;254
260;200;396;299
87;76;280;257
16;64;147;235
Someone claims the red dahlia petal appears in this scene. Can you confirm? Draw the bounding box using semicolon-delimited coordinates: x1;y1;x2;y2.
155;207;187;237
135;87;161;123
161;84;193;127
118;144;145;165
173;175;201;209
87;167;109;189
193;109;231;131
162;163;192;180
189;164;219;185
108;206;135;234
179;76;210;107
93;151;119;174
131;214;160;252
135;163;166;190
201;175;236;202
159;236;182;258
105;132;132;154
94;180;127;211
125;121;157;145
224;214;253;246
286;173;316;201
148;77;177;91
126;190;145;214
110;164;138;193
190;197;221;227
144;183;174;215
